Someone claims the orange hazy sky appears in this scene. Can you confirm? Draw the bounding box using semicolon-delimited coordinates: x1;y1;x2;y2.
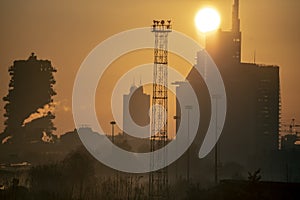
0;0;300;135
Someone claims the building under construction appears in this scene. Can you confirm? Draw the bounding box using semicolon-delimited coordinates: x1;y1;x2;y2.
1;53;57;144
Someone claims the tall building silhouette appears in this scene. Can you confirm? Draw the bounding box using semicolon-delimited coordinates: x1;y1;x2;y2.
123;84;150;137
1;53;57;144
176;0;280;170
206;0;241;64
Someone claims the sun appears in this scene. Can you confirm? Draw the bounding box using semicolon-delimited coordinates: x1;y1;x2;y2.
195;7;221;33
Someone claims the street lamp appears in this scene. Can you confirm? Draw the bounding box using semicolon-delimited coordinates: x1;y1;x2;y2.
185;105;193;183
173;115;181;180
212;94;222;184
110;121;116;143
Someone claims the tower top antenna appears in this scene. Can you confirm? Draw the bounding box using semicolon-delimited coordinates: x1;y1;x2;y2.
232;0;240;32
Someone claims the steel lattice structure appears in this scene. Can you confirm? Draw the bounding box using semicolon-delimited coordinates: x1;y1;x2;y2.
149;20;172;200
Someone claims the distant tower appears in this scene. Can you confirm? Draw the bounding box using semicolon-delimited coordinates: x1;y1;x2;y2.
1;53;57;143
149;20;171;200
123;84;150;136
232;0;240;33
205;0;241;65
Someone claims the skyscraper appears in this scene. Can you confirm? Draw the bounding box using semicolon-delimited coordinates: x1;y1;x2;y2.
206;0;241;65
123;84;150;137
177;0;280;168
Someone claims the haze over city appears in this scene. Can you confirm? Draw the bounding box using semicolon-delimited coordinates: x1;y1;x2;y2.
1;1;300;199
1;0;300;135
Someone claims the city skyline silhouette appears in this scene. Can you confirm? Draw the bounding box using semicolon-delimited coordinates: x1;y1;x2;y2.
0;0;299;136
0;0;300;199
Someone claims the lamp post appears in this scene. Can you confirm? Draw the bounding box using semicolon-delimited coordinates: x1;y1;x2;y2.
185;105;192;183
173;115;180;180
212;94;221;184
110;121;116;143
109;120;118;197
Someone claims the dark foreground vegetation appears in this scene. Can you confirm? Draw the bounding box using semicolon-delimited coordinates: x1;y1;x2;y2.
1;147;299;200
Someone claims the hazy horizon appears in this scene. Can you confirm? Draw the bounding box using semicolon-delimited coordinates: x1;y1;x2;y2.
1;0;299;136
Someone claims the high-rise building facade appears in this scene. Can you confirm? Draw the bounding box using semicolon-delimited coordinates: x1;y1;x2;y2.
176;0;280;167
123;84;150;137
